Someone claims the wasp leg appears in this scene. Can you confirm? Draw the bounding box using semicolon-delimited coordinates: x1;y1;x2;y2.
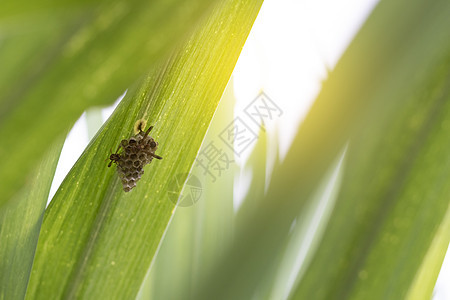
142;125;154;138
150;153;162;160
114;143;124;154
105;148;113;162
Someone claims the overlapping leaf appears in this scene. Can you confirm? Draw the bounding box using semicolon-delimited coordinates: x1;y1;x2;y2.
0;0;219;208
0;139;63;299
25;1;263;299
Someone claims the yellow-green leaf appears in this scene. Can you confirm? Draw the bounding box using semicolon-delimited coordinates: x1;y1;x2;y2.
25;1;263;299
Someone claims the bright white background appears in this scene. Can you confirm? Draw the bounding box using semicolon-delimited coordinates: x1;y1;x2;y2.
49;0;449;298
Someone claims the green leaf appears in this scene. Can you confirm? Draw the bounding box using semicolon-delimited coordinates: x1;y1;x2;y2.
234;127;266;227
267;155;344;300
139;81;236;300
406;207;450;300
26;1;262;299
292;56;450;299
190;81;237;278
290;2;450;298
0;0;219;209
0;139;63;300
193;0;450;299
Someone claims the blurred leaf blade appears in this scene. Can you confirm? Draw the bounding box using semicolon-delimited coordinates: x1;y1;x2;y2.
292;14;450;299
192;81;237;277
234;128;266;227
0;0;220;209
193;0;450;299
26;1;263;299
0;139;63;300
139;79;236;300
406;206;450;300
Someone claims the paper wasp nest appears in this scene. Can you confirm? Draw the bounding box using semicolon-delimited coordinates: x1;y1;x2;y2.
108;125;162;192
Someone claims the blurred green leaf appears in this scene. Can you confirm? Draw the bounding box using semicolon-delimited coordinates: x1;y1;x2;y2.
0;139;63;300
406;207;450;300
25;1;262;299
193;0;450;299
191;82;236;278
234;128;266;227
0;0;219;209
292;59;450;300
140;81;236;300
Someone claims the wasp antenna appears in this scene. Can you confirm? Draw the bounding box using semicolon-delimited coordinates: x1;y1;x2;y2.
143;125;154;137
